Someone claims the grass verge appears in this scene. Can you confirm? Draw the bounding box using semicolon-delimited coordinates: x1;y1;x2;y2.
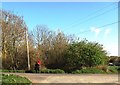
1;74;31;85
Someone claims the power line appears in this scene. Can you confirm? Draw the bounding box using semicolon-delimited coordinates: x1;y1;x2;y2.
63;2;118;29
98;21;119;28
76;21;120;35
63;3;116;27
65;5;118;30
50;3;117;30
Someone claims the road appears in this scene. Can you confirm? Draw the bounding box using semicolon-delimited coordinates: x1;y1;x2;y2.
2;73;119;84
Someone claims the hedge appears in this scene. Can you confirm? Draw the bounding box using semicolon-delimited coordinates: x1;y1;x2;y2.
1;70;25;73
72;68;106;74
25;69;65;74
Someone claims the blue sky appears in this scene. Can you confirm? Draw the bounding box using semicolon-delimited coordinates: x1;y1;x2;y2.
2;2;118;56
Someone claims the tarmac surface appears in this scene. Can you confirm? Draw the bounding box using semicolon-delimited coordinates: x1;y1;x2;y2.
3;73;119;85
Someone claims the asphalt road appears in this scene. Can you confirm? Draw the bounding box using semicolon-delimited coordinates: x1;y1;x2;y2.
3;73;119;84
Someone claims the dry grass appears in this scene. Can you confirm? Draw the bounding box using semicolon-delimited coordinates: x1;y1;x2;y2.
95;65;108;72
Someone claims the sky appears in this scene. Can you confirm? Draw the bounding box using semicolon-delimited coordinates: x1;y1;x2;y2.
2;2;118;56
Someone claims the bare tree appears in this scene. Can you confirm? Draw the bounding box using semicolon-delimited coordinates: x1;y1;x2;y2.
31;25;50;66
1;10;27;70
31;25;76;69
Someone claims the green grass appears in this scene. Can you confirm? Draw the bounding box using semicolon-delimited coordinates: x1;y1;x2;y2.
107;66;118;73
1;74;31;85
0;70;25;73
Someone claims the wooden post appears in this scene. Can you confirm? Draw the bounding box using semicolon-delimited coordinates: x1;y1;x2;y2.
26;28;30;70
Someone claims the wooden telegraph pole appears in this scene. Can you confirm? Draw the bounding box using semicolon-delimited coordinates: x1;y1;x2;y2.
26;28;30;70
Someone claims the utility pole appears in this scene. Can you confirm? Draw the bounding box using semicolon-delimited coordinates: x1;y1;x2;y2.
26;28;30;70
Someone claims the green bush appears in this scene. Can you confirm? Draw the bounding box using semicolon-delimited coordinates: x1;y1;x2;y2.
2;70;25;73
24;69;65;74
40;69;65;74
108;66;118;73
40;69;50;73
72;70;82;74
72;68;106;74
64;40;108;71
118;67;120;71
15;70;25;73
54;69;65;73
1;70;10;72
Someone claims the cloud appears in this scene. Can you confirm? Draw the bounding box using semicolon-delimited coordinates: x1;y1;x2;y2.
90;27;112;38
90;27;101;37
104;28;111;37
